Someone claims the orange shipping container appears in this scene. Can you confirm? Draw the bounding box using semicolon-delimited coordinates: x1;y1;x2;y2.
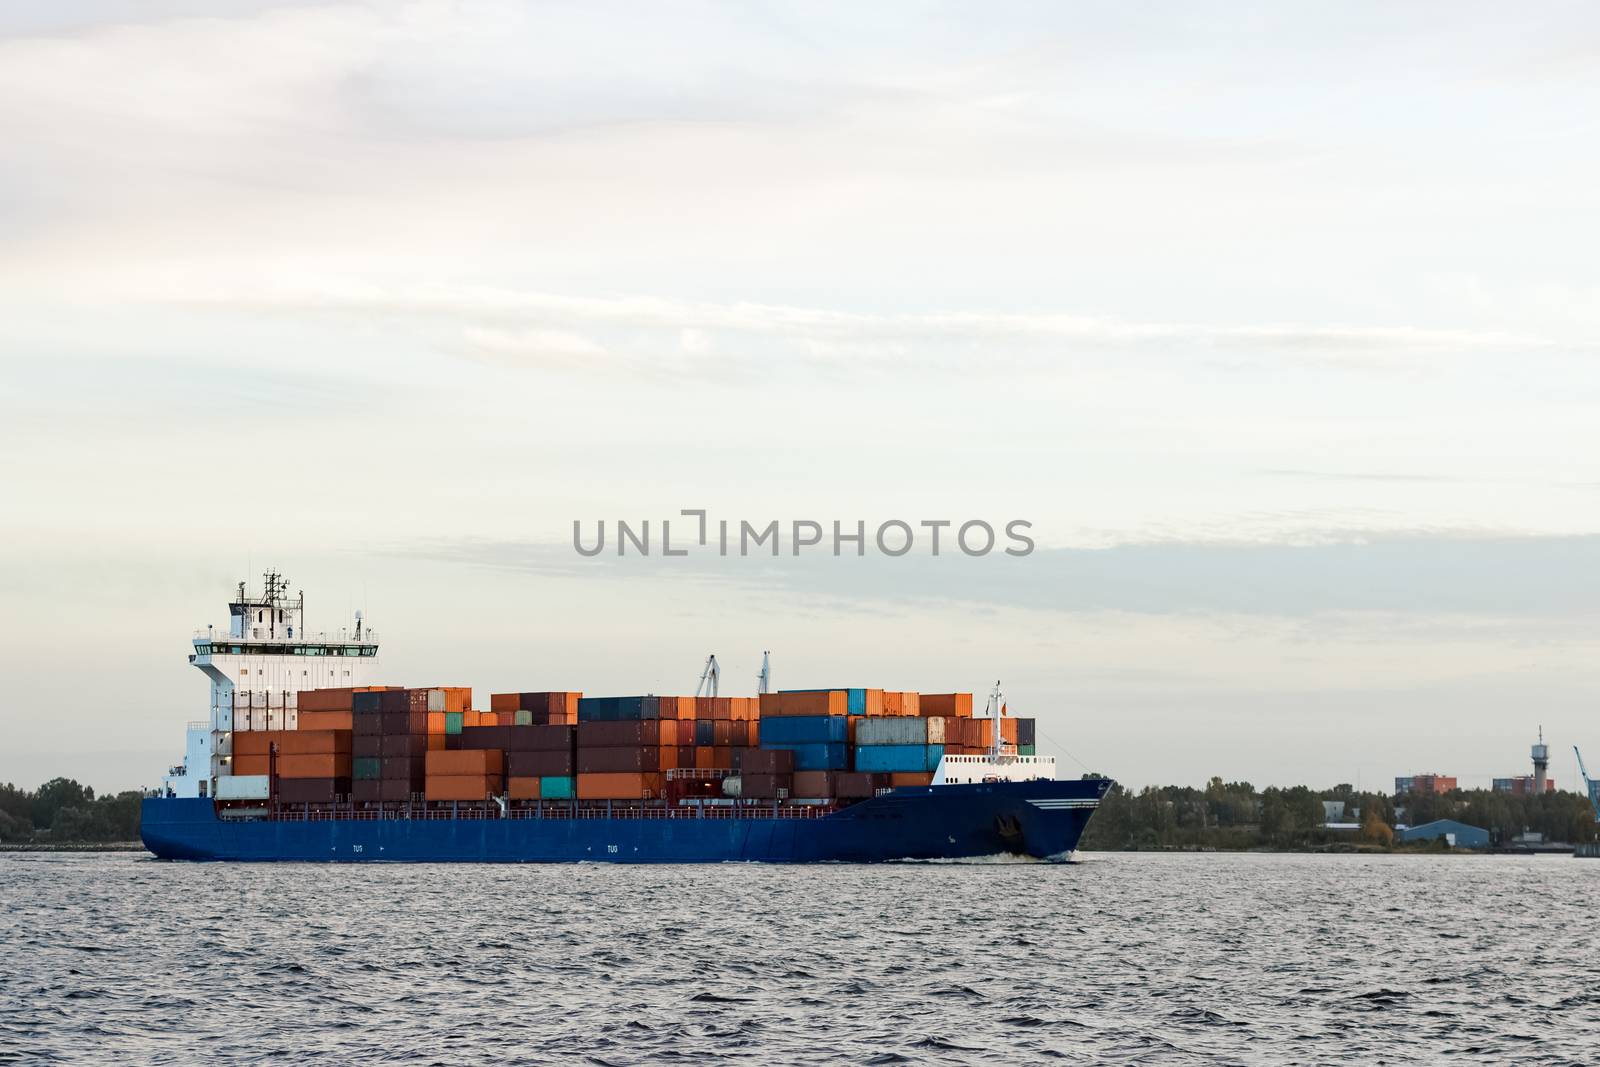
693;747;719;770
576;772;664;800
490;692;519;712
507;776;541;800
901;692;921;717
426;774;501;801
231;755;269;776
882;691;903;716
427;712;447;734
276;753;351;778
428;734;446;751
297;710;353;732
426;750;504;776
233;730;350;756
889;772;934;787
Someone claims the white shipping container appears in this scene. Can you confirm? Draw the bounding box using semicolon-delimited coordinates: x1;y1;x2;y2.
216;775;271;801
427;688;446;712
856;717;933;746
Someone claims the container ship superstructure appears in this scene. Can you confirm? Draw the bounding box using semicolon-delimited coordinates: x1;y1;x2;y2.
141;575;1110;862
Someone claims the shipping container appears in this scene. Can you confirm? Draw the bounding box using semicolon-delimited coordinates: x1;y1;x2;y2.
1016;718;1036;747
738;773;790;799
505;724;577;751
855;717;946;746
353;733;381;758
379;778;416;802
231;755;269;776
277;777;350;804
539;776;575;799
215;775;270;801
577;720;673;747
575;772;664;800
276;753;353;779
854;744;944;773
297;710;354;732
738;748;796;774
783;743;849;771
380;734;428;758
507;776;540;800
459;725;513;751
578;747;662;774
353;690;383;715
791;771;838;798
352;779;381;803
425;774;501;802
919;693;973;718
381;756;424;780
1018;744;1037;756
353;757;382;780
759;691;847;717
889;772;934;787
757;715;849;745
506;750;574;778
444;712;463;735
426;749;504;776
233;730;351;756
835;772;884;798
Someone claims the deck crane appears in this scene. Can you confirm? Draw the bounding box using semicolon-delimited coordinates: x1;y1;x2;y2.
758;651;771;695
1576;746;1600;823
695;654;719;698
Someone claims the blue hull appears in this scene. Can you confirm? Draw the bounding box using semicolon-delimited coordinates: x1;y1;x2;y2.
141;779;1110;863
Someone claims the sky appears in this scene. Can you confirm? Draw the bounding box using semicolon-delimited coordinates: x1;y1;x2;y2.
2;1;1599;792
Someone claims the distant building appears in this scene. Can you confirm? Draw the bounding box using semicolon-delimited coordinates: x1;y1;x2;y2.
1396;819;1489;849
1492;776;1556;796
1395;774;1457;795
1322;800;1346;823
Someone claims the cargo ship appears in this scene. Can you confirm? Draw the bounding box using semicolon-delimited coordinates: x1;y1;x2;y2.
141;575;1110;862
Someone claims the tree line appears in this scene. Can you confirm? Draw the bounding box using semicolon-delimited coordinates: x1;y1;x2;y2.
1079;775;1600;851
0;779;143;844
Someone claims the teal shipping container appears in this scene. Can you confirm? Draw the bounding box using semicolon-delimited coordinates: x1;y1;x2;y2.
855;744;944;773
539;776;575;799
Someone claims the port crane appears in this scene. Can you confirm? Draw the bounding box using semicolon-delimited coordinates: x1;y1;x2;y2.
695;654;720;697
1576;746;1600;823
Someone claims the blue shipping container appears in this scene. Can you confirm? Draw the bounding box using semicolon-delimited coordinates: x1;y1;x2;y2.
855;744;944;773
759;715;850;745
784;743;850;771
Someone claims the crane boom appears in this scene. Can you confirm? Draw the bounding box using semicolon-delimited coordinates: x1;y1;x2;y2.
695;654;719;698
1576;746;1600;823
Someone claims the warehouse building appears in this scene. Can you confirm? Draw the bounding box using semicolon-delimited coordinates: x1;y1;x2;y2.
1396;819;1489;849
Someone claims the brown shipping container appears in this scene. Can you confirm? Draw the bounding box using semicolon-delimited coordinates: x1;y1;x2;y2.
740;773;790;798
381;734;429;758
730;722;750;747
490;692;520;712
882;691;903;716
379;778;417;802
506;750;573;778
381;756;424;780
354;733;382;758
508;776;541;800
579;746;661;774
278;777;350;804
675;720;695;745
693;747;719;770
277;753;352;779
890;772;934;787
297;687;360;713
425;749;504;776
578;721;672;747
426;774;501;802
740;748;795;774
506;725;576;751
835;772;883;798
920;693;972;718
575;772;664;800
297;710;354;732
760;691;847;717
460;725;513;750
792;771;837;798
353;779;381;803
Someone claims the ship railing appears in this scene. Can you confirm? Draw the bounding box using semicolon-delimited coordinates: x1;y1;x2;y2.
260;801;836;822
192;629;379;644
